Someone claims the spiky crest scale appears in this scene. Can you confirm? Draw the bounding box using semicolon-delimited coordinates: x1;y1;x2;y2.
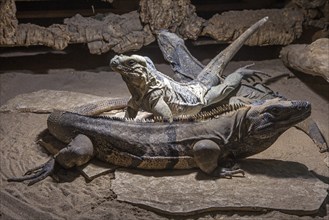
71;103;246;124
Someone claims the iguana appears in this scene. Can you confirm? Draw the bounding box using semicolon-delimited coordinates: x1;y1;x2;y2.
156;28;329;153
8;98;311;185
110;17;269;121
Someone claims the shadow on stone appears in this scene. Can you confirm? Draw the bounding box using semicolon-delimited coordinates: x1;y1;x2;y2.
239;158;313;179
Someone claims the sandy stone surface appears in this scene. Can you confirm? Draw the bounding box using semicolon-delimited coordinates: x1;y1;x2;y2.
113;163;327;215
0;46;328;219
0;90;109;113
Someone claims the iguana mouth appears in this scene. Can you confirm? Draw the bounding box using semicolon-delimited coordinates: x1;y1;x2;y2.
291;105;311;119
117;65;133;73
275;108;311;127
110;61;133;74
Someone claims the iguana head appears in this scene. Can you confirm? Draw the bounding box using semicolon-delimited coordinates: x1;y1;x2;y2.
157;30;183;62
110;54;150;86
246;98;311;139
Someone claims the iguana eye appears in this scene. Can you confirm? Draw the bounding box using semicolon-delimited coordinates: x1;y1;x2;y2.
269;107;280;115
127;60;136;66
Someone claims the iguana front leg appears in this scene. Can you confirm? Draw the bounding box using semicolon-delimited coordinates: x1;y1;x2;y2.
125;99;139;119
152;97;173;122
8;134;94;185
125;106;139;119
193;140;244;177
125;96;173;122
205;64;269;105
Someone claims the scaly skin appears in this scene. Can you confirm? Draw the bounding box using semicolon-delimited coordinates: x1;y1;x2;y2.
8;98;311;185
157;28;329;153
110;17;269;121
68;97;129;115
157;30;204;82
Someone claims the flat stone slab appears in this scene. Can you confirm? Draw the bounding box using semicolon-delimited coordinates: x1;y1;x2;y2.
78;159;116;181
0;89;109;113
280;38;329;81
112;159;328;215
0;89;150;119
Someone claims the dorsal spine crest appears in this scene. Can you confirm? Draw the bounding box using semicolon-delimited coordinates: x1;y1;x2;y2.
72;103;246;123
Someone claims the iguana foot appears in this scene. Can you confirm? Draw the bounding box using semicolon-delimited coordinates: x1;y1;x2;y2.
237;64;270;82
7;158;55;186
213;166;245;178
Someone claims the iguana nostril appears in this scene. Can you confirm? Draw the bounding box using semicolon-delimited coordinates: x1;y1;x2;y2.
110;58;119;67
295;101;310;110
305;102;311;110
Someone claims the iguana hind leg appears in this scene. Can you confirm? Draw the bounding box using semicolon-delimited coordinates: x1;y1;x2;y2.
55;134;94;168
205;64;269;105
7;158;56;186
193;140;221;174
193;139;244;177
8;134;94;185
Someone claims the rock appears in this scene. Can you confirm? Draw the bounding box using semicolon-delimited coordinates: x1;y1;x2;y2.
64;11;155;54
112;160;328;215
77;159;116;181
0;0;154;54
0;0;18;45
0;0;69;49
202;9;304;46
292;0;327;9
140;0;204;40
288;0;328;29
0;90;109;113
2;0;316;53
0;89;150;119
280;38;329;81
15;23;70;50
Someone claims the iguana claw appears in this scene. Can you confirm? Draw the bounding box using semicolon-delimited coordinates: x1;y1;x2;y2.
213;167;245;178
8;158;55;186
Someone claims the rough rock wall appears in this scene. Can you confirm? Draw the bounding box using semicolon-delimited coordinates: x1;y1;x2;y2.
15;24;69;50
0;0;154;54
0;0;69;49
291;0;328;28
64;11;154;54
0;0;326;54
139;0;204;40
0;0;18;45
202;9;304;46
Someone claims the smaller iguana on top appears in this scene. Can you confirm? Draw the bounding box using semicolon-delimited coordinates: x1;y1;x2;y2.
110;17;269;121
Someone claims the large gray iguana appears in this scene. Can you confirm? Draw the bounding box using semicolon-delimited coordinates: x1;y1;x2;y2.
156;27;329;153
8;98;311;185
110;17;269;121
